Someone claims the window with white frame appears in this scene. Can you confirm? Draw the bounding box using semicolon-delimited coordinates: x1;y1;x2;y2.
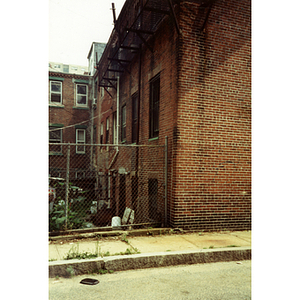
49;126;62;153
76;129;86;153
50;81;62;104
76;84;88;106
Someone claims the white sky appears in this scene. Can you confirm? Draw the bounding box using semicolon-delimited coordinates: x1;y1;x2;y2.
49;0;126;66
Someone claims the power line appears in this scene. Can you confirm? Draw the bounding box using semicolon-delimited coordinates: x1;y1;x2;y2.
49;115;98;132
49;107;113;132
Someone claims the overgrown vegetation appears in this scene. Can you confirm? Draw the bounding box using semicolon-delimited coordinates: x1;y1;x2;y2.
49;181;94;231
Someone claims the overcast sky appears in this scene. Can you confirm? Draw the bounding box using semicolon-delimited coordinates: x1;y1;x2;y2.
49;0;126;66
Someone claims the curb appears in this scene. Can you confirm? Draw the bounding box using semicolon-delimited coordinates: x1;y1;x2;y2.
49;228;173;241
49;246;251;278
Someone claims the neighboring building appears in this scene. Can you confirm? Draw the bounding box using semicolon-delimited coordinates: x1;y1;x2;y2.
94;0;251;231
49;62;89;75
48;70;93;180
87;42;106;76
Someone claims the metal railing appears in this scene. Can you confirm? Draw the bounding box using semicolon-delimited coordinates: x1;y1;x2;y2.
49;141;167;233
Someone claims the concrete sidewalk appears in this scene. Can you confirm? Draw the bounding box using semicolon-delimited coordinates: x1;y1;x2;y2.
49;229;251;277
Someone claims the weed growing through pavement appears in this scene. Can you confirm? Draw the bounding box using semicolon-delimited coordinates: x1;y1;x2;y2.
120;234;140;255
64;241;102;260
89;269;114;275
121;233;129;244
66;266;75;277
49;258;57;262
63;237;140;260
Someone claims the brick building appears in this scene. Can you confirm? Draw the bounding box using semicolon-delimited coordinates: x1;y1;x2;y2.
48;70;93;180
94;0;251;230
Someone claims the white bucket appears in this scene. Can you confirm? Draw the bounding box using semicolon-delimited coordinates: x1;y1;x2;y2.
111;216;121;228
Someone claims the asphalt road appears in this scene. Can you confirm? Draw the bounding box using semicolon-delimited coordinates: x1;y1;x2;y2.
49;260;251;299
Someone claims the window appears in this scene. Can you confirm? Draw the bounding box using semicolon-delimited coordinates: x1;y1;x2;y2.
50;81;62;104
76;129;86;153
76;84;88;106
121;105;126;142
63;65;69;73
100;122;104;144
112;112;117;144
132;93;138;143
106;117;109;144
49;126;62;153
149;74;160;138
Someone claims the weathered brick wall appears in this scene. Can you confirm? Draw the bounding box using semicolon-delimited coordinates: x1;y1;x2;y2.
96;0;251;230
173;0;251;230
49;72;92;144
49;72;93;172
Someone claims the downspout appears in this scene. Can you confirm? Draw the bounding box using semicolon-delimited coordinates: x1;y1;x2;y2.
133;44;142;213
108;76;120;170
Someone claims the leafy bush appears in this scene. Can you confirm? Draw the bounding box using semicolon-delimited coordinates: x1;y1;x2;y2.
49;182;93;231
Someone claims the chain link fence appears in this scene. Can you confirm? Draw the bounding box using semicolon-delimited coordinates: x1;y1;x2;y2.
49;142;167;233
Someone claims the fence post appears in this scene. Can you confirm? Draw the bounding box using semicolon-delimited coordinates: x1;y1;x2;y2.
65;143;70;229
164;136;168;227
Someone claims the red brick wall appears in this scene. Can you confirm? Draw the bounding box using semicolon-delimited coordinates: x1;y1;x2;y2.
173;0;251;230
96;0;251;230
49;72;93;173
49;72;92;144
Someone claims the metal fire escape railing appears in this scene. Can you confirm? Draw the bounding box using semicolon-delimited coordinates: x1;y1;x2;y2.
95;0;181;96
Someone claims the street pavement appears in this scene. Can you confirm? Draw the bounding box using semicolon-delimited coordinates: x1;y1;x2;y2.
49;260;251;300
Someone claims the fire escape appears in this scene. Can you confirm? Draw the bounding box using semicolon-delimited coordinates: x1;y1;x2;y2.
96;0;181;96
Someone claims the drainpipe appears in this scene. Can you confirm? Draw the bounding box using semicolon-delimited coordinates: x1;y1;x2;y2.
108;76;120;209
108;76;120;170
116;76;120;145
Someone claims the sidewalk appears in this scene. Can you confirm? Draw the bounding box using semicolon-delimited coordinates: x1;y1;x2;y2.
49;229;251;277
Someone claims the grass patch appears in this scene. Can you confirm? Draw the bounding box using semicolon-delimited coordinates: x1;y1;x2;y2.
226;245;239;247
